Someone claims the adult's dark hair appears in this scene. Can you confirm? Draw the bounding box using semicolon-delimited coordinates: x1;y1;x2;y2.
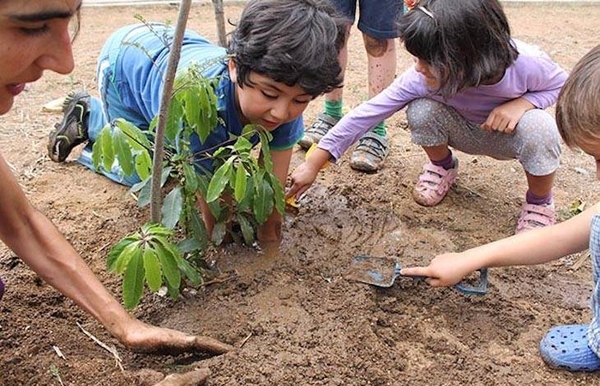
399;0;518;98
229;0;346;97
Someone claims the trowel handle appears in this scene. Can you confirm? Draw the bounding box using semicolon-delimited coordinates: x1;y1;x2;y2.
454;268;489;295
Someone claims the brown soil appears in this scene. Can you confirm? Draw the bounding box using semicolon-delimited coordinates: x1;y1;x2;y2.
1;3;600;385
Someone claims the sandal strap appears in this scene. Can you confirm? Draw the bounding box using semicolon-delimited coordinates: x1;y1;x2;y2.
517;203;556;230
354;131;389;158
305;113;339;137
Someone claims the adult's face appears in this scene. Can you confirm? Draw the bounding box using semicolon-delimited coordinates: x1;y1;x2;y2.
0;0;80;115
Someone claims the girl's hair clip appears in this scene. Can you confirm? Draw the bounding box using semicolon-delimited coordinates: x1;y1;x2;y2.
418;5;435;20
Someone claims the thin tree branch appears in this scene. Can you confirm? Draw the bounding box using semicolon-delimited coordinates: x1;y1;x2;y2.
150;0;193;223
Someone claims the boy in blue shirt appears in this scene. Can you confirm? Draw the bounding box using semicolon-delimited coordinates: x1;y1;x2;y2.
48;0;346;243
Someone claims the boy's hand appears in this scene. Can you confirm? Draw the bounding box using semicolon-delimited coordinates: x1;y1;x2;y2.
480;97;534;133
400;253;478;288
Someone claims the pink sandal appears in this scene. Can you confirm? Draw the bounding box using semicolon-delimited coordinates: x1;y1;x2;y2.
515;202;556;234
412;158;458;207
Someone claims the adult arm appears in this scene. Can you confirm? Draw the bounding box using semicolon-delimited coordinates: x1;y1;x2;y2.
0;153;231;354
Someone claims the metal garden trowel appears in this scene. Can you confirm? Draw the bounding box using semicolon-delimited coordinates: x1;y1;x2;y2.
346;255;489;295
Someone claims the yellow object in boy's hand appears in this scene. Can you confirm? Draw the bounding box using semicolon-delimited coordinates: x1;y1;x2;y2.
306;143;330;170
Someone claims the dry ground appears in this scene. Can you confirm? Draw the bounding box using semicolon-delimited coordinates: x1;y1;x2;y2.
1;2;600;385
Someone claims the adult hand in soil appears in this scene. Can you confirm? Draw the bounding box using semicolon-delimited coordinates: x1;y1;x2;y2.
120;318;233;355
401;252;479;288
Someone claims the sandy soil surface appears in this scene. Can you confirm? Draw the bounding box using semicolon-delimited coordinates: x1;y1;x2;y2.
1;3;600;385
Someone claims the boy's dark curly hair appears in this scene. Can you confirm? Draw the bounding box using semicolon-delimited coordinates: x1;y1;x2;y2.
399;0;518;98
229;0;347;98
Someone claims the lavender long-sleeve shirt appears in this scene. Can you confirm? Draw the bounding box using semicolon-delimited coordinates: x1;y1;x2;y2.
319;39;568;161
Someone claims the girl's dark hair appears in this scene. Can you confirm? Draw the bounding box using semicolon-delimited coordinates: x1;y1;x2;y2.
399;0;518;98
228;0;347;97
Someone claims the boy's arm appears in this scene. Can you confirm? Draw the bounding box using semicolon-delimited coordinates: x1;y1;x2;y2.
0;154;231;354
257;148;293;242
401;202;598;287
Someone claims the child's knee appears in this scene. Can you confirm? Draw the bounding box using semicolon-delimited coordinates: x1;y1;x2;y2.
517;109;561;149
407;99;439;128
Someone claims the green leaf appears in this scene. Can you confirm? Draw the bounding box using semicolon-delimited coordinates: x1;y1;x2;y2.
143;222;174;238
268;172;285;215
206;157;234;203
233;136;253;153
143;248;162;292
258;131;273;172
253;174;274;224
177;257;202;286
211;220;227;245
152;240;181;290
113;128;134;176
182;164;198;191
107;236;138;271
177;237;203;253
91;137;103;171
234;165;247;203
114;240;142;274
166;99;183;144
189;209;208;250
114;118;152;150
161;186;183;229
241;123;257;138
237;213;255;245
99;127;115;172
237;176;254;212
184;90;201;130
137;179;152;207
122;248;144;309
196;174;221;219
135;151;152;181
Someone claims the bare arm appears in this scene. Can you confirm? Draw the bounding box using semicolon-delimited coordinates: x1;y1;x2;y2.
0;153;231;354
401;203;596;287
286;146;332;199
257;147;293;242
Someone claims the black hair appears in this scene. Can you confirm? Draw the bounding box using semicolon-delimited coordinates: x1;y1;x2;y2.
399;0;518;98
228;0;347;97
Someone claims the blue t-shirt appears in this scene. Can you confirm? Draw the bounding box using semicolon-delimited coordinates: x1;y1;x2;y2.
106;23;303;172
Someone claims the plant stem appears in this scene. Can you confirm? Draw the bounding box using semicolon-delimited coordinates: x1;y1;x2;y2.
151;0;192;223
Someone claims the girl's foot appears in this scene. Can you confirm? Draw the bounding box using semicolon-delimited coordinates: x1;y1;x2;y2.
412;158;458;206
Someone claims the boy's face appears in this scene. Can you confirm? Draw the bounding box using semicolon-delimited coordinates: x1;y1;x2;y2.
228;62;313;131
578;140;600;180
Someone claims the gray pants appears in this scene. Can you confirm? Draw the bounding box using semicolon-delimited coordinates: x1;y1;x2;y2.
407;98;561;176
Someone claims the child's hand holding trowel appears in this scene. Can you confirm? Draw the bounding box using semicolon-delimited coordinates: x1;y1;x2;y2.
401;252;488;291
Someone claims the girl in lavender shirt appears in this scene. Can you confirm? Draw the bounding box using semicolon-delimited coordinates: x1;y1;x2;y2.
288;0;568;234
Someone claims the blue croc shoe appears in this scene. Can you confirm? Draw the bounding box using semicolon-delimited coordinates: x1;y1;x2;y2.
540;324;600;372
